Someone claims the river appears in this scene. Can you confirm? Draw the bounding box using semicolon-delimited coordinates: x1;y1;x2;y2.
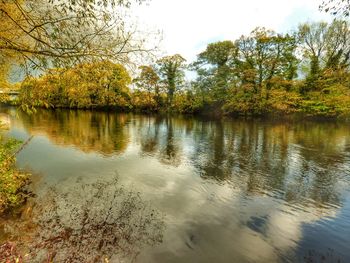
1;107;350;262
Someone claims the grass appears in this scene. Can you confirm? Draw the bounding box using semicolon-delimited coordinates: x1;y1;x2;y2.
0;133;31;215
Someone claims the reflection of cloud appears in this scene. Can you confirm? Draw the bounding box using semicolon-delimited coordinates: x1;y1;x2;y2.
116;116;349;261
3;109;350;262
130;171;339;263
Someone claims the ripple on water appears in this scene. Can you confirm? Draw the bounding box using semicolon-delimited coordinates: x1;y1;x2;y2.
1;108;350;263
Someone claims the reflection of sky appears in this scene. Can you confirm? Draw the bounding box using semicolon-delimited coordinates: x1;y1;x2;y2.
5;112;350;263
297;196;350;262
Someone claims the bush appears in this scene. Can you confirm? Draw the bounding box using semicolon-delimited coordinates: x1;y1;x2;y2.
19;61;132;109
0;135;30;214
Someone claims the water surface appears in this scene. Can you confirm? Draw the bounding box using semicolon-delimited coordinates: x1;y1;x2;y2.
2;107;350;262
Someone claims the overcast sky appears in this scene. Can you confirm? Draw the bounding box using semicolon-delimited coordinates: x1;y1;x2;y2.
132;0;333;62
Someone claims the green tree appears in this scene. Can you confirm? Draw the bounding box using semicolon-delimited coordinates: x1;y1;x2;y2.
298;22;328;89
192;41;236;101
156;54;186;108
235;28;297;93
298;20;350;91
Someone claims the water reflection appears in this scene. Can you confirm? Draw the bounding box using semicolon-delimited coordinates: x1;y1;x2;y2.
137;116;182;166
16;109;130;155
1;107;350;262
0;176;164;262
134;115;350;204
188;121;349;206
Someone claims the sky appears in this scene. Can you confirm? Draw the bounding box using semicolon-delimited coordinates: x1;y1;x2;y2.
132;0;333;62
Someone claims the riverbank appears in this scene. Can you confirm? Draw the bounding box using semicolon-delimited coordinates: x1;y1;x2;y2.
3;101;350;123
0;135;31;216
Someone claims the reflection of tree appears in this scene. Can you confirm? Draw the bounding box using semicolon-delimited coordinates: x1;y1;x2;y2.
18;109;130;155
192;121;227;180
137;115;182;167
190;120;350;207
1;176;164;262
159;118;181;166
10;106;350;213
135;115;349;208
139;116;162;155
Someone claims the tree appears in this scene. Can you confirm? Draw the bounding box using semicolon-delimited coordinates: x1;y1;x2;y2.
320;0;350;16
235;28;297;94
133;65;161;108
96;61;132;106
19;60;132;108
156;54;186;108
0;0;152;72
196;41;236;68
298;22;328;86
0;57;12;89
298;20;350;91
192;41;236;101
190;30;299;115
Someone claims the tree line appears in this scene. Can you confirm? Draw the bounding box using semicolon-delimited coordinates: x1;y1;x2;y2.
17;20;350;117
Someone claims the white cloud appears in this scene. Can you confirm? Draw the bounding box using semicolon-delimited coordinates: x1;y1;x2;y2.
132;0;333;62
